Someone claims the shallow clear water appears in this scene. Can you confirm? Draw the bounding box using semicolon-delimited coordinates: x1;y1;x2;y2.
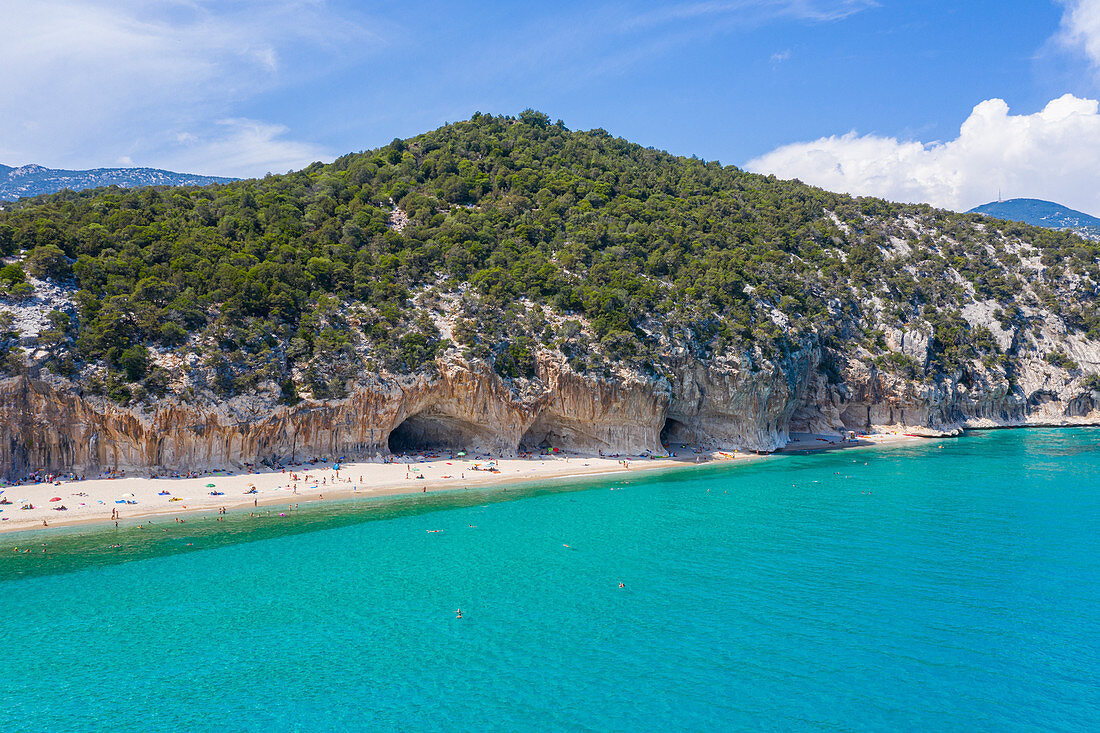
2;429;1099;731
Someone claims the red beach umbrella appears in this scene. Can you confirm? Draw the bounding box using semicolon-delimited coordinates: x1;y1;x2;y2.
49;497;62;502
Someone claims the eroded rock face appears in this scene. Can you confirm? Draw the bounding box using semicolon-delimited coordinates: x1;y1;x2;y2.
4;334;1100;478
884;328;931;369
1;357;671;478
789;352;1100;437
521;357;668;454
664;345;818;452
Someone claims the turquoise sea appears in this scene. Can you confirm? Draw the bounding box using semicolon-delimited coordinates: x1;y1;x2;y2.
2;428;1099;731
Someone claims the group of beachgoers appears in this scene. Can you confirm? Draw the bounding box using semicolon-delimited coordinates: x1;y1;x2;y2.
2;470;88;488
1;445;699;532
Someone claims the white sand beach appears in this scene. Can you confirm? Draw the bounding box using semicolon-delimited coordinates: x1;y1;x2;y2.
0;432;926;533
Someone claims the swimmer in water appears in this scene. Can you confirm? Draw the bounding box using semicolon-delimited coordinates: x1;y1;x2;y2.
456;609;462;619
619;582;625;588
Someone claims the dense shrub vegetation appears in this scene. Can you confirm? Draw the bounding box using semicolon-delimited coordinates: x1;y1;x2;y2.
1;110;1097;402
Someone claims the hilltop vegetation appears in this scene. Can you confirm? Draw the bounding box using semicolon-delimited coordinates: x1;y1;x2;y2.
1;110;1098;405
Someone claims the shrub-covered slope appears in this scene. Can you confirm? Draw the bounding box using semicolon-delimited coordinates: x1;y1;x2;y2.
1;111;1099;472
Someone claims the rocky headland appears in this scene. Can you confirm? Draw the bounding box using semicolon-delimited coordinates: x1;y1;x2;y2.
3;113;1100;479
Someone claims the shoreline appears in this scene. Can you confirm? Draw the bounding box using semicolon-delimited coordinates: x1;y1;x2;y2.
0;432;927;535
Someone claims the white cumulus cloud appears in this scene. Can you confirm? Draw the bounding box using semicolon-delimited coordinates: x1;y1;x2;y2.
746;94;1100;214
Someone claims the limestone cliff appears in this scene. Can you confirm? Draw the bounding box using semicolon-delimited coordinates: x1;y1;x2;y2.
0;344;822;477
1;357;666;478
4;327;1099;479
790;316;1100;437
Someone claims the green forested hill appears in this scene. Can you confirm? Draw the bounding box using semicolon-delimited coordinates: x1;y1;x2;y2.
1;110;1098;405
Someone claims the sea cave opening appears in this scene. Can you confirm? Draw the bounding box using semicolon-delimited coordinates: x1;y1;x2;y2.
520;412;571;453
386;409;495;455
660;417;689;448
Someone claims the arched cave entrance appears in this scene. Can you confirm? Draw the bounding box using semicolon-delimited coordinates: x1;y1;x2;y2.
520;412;571;453
387;409;496;455
660;417;690;448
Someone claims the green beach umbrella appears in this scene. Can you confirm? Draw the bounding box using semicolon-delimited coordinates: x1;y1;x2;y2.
206;483;216;487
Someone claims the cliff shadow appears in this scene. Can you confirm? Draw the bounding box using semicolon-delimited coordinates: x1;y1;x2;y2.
387;408;501;455
519;410;625;453
660;416;691;448
519;411;570;452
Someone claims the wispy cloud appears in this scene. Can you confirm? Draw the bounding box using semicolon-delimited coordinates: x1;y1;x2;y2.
0;0;372;175
1054;0;1100;77
622;0;877;31
160;119;332;178
476;0;874;94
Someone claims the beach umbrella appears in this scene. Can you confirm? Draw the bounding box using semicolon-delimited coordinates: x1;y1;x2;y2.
457;451;466;456
49;497;61;502
206;483;216;488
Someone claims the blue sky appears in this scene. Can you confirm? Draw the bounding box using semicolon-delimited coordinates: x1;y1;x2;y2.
4;0;1100;211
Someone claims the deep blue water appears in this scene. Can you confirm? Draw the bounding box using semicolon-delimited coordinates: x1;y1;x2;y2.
2;428;1099;731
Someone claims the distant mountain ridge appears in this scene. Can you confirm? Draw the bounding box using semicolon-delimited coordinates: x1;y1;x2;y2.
968;197;1100;227
967;197;1100;242
0;163;236;201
